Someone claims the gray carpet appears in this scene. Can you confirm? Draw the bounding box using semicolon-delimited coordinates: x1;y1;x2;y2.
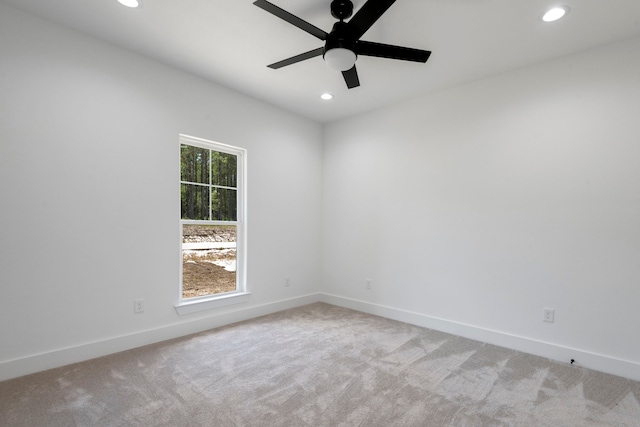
1;303;639;426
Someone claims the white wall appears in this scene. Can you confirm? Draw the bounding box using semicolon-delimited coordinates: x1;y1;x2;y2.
322;37;640;380
0;4;322;380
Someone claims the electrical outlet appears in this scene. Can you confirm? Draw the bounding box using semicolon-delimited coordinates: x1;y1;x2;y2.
543;308;554;323
134;299;145;314
285;277;291;287
366;279;372;290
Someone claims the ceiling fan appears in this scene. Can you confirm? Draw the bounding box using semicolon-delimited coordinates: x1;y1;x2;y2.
253;0;432;89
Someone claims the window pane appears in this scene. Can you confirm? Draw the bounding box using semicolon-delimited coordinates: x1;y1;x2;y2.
211;187;237;221
182;224;236;298
181;183;210;220
211;151;237;188
181;144;210;184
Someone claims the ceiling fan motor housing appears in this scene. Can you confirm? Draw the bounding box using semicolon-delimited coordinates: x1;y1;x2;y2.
324;21;357;55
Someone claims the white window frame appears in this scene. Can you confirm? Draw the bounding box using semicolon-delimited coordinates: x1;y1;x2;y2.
175;134;249;315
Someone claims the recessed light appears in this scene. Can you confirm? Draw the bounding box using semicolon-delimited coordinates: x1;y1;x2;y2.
542;6;569;22
117;0;142;8
320;93;333;100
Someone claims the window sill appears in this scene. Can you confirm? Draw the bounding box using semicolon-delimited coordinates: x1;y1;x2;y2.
175;292;251;316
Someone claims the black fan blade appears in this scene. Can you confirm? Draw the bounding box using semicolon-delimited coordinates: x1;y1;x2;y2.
342;66;360;89
253;0;328;41
346;0;396;40
356;41;431;63
267;47;324;69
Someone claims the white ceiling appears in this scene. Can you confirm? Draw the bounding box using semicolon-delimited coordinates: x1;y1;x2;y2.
3;0;640;123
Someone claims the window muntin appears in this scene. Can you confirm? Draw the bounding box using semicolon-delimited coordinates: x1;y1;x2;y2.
179;135;245;303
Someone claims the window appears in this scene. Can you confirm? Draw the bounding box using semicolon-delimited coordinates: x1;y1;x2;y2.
177;134;247;314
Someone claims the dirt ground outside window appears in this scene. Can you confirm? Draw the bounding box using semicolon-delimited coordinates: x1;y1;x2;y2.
182;225;236;298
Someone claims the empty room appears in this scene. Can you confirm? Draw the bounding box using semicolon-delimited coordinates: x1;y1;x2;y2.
1;0;640;425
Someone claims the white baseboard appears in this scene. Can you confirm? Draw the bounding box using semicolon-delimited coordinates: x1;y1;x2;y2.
4;292;639;383
0;293;322;382
319;293;640;382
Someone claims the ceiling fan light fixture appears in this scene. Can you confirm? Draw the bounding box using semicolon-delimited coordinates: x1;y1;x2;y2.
117;0;142;8
542;6;569;22
324;48;357;72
